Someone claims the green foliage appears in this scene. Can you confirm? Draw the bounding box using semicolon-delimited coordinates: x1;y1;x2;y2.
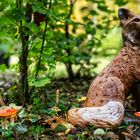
29;77;51;87
53;124;67;133
0;0;128;79
0;0;134;139
115;0;128;6
28;125;44;139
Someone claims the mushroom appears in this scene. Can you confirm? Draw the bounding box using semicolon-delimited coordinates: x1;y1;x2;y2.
0;106;18;130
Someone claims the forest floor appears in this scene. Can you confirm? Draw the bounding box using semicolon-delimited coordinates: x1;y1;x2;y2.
0;72;140;139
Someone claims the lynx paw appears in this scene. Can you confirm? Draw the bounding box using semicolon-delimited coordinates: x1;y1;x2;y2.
68;101;124;128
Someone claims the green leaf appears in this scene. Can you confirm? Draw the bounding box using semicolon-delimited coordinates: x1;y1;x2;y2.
65;18;74;24
32;2;47;15
45;108;56;116
115;0;128;6
25;22;39;33
28;114;41;123
2;130;13;138
30;77;51;87
11;7;25;21
53;124;67;133
18;109;28;118
94;128;106;136
97;5;109;12
90;10;98;16
14;123;28;134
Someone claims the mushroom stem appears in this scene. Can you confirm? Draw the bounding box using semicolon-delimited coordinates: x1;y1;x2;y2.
1;118;8;130
10;115;16;123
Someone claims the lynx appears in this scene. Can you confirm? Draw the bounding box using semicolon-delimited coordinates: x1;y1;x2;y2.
68;8;140;128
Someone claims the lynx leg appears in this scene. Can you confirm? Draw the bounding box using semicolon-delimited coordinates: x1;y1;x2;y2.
133;82;140;111
68;101;124;128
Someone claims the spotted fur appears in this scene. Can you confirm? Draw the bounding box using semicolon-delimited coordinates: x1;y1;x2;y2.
85;8;140;108
68;8;140;128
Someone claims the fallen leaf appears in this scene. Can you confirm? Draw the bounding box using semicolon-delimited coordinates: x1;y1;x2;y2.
121;132;138;139
104;131;119;140
46;116;74;134
78;96;87;102
52;107;61;113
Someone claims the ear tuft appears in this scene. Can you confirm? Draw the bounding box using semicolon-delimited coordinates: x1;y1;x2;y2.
118;9;126;19
118;8;134;20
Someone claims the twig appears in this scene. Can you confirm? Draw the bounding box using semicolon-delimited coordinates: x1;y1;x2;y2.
35;0;52;79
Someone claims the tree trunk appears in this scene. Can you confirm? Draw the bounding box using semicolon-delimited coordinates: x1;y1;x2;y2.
19;3;32;104
65;0;75;78
19;39;29;104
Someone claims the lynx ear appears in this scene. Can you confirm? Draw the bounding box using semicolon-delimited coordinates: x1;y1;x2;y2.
118;8;134;24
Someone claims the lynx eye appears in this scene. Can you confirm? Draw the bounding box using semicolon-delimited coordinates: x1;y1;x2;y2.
132;18;140;22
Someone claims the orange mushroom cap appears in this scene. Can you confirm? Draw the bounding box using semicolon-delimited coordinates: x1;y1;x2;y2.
0;106;18;117
134;112;140;117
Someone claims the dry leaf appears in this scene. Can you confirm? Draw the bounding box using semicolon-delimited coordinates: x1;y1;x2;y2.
104;131;119;140
78;96;87;102
46;116;74;134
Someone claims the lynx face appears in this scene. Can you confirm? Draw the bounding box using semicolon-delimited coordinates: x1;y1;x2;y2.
119;8;140;46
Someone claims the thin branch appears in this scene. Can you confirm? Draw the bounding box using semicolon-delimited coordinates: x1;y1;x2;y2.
35;22;47;78
35;0;52;79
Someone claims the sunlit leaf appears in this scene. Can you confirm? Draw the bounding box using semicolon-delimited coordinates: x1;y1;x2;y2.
18;109;28;119
9;103;22;110
28;114;41;123
29;78;51;87
78;96;87;102
94;128;106;135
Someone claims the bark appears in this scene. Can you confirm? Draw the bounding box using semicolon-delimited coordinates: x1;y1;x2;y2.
19;3;32;104
65;0;76;78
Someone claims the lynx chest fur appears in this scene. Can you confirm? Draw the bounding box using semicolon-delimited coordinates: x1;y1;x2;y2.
85;46;140;107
